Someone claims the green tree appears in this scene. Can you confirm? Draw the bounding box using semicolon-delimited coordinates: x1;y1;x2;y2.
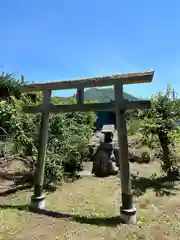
0;72;24;100
140;85;180;177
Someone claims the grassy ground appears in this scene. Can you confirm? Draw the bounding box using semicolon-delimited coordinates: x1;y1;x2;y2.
0;161;180;239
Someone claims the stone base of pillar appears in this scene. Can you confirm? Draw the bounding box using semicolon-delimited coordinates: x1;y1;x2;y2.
120;207;136;224
30;195;45;210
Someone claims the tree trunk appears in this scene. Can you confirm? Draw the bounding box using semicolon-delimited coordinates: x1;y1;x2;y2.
158;131;171;176
158;132;169;157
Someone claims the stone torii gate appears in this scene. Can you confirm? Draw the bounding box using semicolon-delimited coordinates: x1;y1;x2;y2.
21;70;154;224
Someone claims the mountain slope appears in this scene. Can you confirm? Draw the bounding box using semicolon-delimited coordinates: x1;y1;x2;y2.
84;87;139;102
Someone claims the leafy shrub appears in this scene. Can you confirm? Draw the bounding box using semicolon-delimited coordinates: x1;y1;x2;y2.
139;130;159;150
127;119;141;135
0;73;96;190
140;85;180;177
44;153;64;190
48;111;96;178
18;109;96;189
0;72;23;100
169;126;180;143
156;147;179;179
19;153;64;190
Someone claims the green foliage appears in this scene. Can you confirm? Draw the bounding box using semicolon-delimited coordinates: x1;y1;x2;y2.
48;110;96;177
127;118;141;135
20;153;64;191
169;126;180;142
0;72;24;100
84;88;139;102
0;77;96;190
140;85;180;177
43;153;64;190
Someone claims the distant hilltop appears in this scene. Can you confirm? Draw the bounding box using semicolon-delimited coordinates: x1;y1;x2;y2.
53;87;139;102
83;87;139;102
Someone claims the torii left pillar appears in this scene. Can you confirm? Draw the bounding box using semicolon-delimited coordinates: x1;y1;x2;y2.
30;89;51;209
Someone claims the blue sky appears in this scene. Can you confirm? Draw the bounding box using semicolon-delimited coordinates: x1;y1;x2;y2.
0;0;180;98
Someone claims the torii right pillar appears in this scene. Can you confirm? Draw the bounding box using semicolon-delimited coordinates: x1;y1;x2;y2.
114;83;136;224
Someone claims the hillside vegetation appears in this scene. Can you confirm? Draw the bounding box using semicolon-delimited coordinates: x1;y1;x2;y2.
0;73;97;190
84;87;139;102
1;73;180;186
54;87;139;103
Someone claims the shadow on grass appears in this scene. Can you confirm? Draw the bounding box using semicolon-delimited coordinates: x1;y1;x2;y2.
0;171;82;197
0;184;32;197
132;175;180;197
0;204;122;226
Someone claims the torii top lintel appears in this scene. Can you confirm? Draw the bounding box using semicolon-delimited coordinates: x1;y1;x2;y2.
21;70;154;92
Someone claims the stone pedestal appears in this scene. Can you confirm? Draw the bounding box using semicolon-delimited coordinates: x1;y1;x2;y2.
30;195;45;210
120;207;137;224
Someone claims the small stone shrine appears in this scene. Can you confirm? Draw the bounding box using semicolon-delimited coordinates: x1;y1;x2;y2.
92;124;119;177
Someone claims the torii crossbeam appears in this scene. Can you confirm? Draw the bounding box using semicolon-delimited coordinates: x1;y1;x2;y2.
21;70;154;224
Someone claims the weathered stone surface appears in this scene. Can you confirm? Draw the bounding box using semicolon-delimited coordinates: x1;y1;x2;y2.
102;124;115;133
92;148;119;177
99;142;114;150
109;161;119;175
114;146;152;165
92;149;108;177
90;130;151;178
128;147;151;164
